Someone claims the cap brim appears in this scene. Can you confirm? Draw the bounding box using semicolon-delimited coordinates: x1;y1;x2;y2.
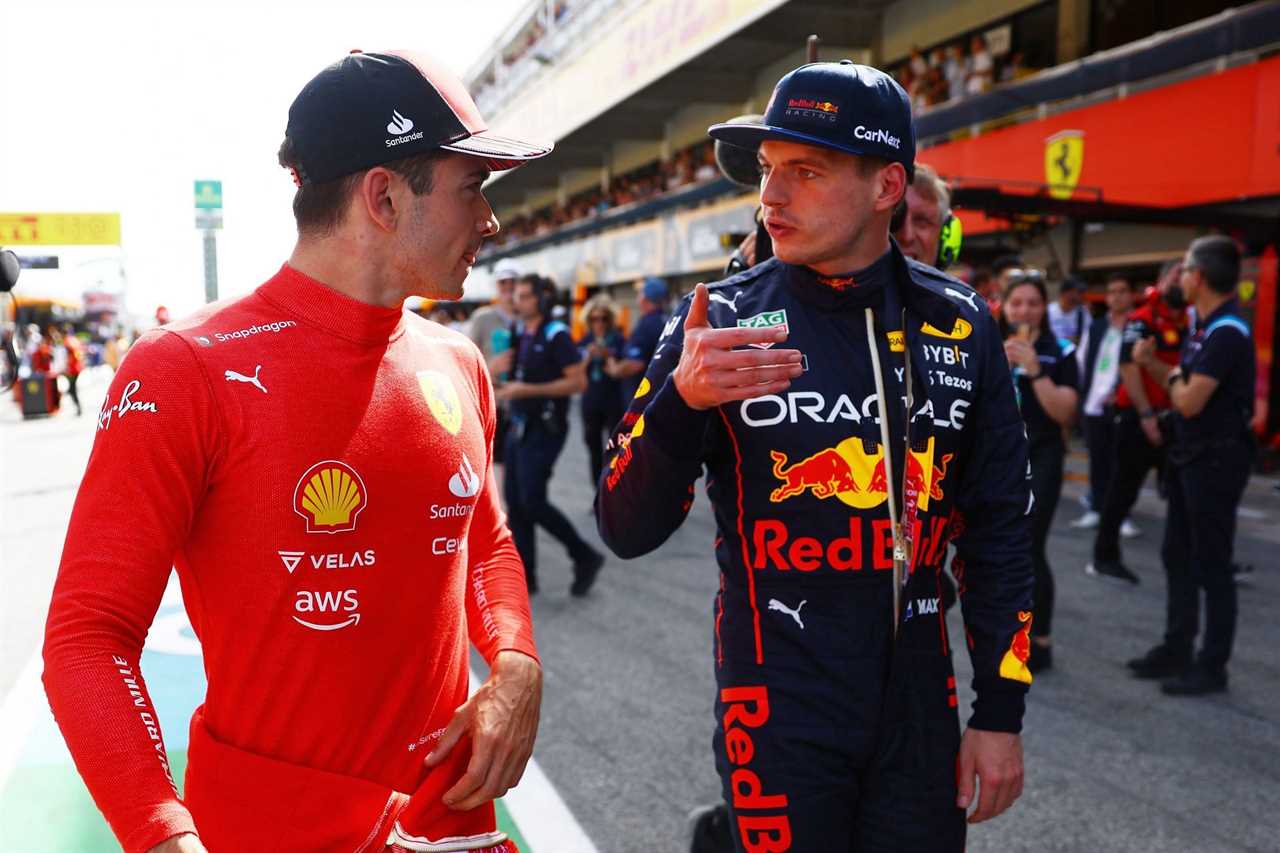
708;122;872;159
442;131;553;172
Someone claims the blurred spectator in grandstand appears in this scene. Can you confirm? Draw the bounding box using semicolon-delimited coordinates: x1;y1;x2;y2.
694;145;719;182
967;35;994;95
909;46;928;78
607;276;668;403
944;44;968;101
1000;51;1027;84
60;323;84;416
1048;275;1089;343
1087;261;1189;585
1128;236;1254;694
1000;269;1080;672
893;163;949;267
577;294;626;487
1072;275;1137;529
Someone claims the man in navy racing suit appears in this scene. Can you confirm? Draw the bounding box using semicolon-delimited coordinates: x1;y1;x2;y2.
596;61;1033;852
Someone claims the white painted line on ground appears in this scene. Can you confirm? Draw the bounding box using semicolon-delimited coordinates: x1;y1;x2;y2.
0;651;45;792
1238;506;1266;521
469;668;598;853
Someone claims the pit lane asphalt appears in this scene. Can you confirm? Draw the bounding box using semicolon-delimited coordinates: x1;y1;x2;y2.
3;369;1278;852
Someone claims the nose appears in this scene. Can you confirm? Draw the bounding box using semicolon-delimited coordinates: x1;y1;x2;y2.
759;168;786;209
479;195;499;237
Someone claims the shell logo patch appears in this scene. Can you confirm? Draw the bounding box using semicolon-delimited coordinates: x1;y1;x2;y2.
294;461;367;534
417;370;463;435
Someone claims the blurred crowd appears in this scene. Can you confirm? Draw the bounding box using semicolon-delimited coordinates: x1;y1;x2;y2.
485;141;721;249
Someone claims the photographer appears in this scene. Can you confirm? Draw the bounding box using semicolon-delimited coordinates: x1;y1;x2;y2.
1129;236;1255;695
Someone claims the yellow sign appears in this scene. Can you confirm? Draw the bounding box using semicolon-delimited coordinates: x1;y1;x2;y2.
417;370;463;435
1044;130;1084;200
0;213;121;246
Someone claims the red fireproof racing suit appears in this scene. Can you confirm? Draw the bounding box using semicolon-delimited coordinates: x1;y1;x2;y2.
42;265;535;852
596;246;1034;852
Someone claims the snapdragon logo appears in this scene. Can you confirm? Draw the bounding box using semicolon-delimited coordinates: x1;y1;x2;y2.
212;320;297;343
854;125;901;150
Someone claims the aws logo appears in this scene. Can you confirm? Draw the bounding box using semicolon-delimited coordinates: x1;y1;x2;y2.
293;461;367;534
921;318;972;340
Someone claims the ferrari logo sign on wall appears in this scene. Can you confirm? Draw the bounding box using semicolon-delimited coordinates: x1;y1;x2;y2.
1044;130;1084;199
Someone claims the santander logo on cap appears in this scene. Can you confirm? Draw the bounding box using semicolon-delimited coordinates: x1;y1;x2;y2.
387;109;415;135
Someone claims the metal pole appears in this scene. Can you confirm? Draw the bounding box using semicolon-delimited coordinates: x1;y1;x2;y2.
806;34;820;63
202;230;219;303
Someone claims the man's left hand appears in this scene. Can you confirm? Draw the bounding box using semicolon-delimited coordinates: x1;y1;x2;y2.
1131;336;1156;367
425;651;542;810
495;382;529;403
956;728;1023;824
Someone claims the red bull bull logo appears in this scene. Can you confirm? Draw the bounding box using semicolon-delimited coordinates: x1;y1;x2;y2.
768;437;951;512
999;611;1034;685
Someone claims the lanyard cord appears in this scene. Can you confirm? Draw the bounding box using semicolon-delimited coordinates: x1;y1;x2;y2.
864;307;912;640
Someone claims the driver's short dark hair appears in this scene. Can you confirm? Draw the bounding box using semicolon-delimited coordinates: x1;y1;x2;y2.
277;138;448;236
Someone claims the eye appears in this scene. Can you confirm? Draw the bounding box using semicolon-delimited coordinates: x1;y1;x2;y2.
798;168;818;179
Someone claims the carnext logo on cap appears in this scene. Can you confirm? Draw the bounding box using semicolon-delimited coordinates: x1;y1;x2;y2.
854;125;901;150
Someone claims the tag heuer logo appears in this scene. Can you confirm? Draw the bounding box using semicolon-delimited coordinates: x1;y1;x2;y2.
738;310;788;349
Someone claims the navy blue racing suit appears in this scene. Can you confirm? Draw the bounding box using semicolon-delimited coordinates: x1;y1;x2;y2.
596;244;1033;852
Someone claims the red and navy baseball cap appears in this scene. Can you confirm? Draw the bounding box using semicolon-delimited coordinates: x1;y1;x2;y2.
285;50;552;185
708;60;915;179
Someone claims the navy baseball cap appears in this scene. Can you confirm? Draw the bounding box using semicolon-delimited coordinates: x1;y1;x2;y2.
708;61;915;179
285;50;552;185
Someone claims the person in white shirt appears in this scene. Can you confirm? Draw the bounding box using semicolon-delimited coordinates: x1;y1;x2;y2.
1048;276;1089;343
1072;275;1139;534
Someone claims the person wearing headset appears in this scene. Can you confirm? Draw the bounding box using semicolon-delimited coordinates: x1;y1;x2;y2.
494;274;606;596
893;161;962;270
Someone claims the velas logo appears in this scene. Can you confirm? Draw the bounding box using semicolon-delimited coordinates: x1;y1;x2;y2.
737;310;788;350
853;125;901;150
921;318;972;340
293;461;368;534
999;611;1034;684
417;370;463;435
387;109;415;135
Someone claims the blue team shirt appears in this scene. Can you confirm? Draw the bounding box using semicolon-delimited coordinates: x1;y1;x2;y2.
1176;298;1255;443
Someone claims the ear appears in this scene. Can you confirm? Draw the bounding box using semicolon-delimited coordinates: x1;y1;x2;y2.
357;168;398;233
874;163;908;215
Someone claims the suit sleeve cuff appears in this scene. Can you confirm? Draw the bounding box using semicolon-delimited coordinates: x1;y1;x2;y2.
122;806;199;853
967;686;1027;734
641;376;712;460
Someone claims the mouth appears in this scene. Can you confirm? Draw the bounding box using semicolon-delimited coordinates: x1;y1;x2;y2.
764;217;796;240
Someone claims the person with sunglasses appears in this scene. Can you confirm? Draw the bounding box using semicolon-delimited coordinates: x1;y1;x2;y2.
577;295;627;488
